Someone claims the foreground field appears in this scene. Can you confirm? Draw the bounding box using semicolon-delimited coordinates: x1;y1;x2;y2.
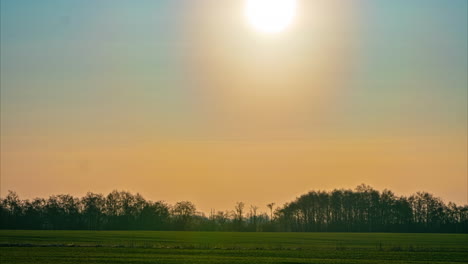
0;231;467;264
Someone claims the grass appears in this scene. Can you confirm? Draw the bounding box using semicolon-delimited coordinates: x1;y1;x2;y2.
0;231;467;263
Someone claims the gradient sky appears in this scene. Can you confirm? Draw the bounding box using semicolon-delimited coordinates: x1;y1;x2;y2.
1;0;467;213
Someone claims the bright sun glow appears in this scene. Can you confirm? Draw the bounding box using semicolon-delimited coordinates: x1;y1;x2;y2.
246;0;297;34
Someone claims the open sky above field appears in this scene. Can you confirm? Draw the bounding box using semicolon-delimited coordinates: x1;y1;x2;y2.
1;0;467;212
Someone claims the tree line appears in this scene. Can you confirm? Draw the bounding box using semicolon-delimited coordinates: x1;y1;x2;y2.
1;185;467;233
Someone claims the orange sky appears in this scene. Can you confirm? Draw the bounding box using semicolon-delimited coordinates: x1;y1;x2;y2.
2;132;466;213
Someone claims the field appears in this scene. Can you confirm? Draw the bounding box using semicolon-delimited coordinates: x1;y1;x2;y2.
0;231;467;264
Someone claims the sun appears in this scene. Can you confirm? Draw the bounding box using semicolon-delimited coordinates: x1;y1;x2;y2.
246;0;297;34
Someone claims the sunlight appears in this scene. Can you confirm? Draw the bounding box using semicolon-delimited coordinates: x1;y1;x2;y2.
246;0;297;34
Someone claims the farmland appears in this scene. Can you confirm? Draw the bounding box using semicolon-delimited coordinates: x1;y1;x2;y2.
0;231;467;263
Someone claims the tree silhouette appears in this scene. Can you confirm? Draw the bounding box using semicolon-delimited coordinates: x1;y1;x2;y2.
172;201;196;230
267;203;275;222
249;205;259;231
233;202;245;231
0;186;467;233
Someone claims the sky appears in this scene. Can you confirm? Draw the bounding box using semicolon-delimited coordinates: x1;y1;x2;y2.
1;0;467;213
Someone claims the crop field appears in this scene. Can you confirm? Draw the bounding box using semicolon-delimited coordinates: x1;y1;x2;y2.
0;231;467;264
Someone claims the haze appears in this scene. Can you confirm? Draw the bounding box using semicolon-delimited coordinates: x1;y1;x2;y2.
1;0;467;213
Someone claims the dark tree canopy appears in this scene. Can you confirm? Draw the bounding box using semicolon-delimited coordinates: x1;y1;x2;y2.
1;186;467;233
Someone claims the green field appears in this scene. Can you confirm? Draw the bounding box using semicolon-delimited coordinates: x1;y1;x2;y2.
0;231;467;264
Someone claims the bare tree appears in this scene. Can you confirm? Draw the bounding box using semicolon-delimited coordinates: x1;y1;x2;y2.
232;202;245;231
234;202;245;222
172;201;196;230
250;205;259;231
267;203;275;222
